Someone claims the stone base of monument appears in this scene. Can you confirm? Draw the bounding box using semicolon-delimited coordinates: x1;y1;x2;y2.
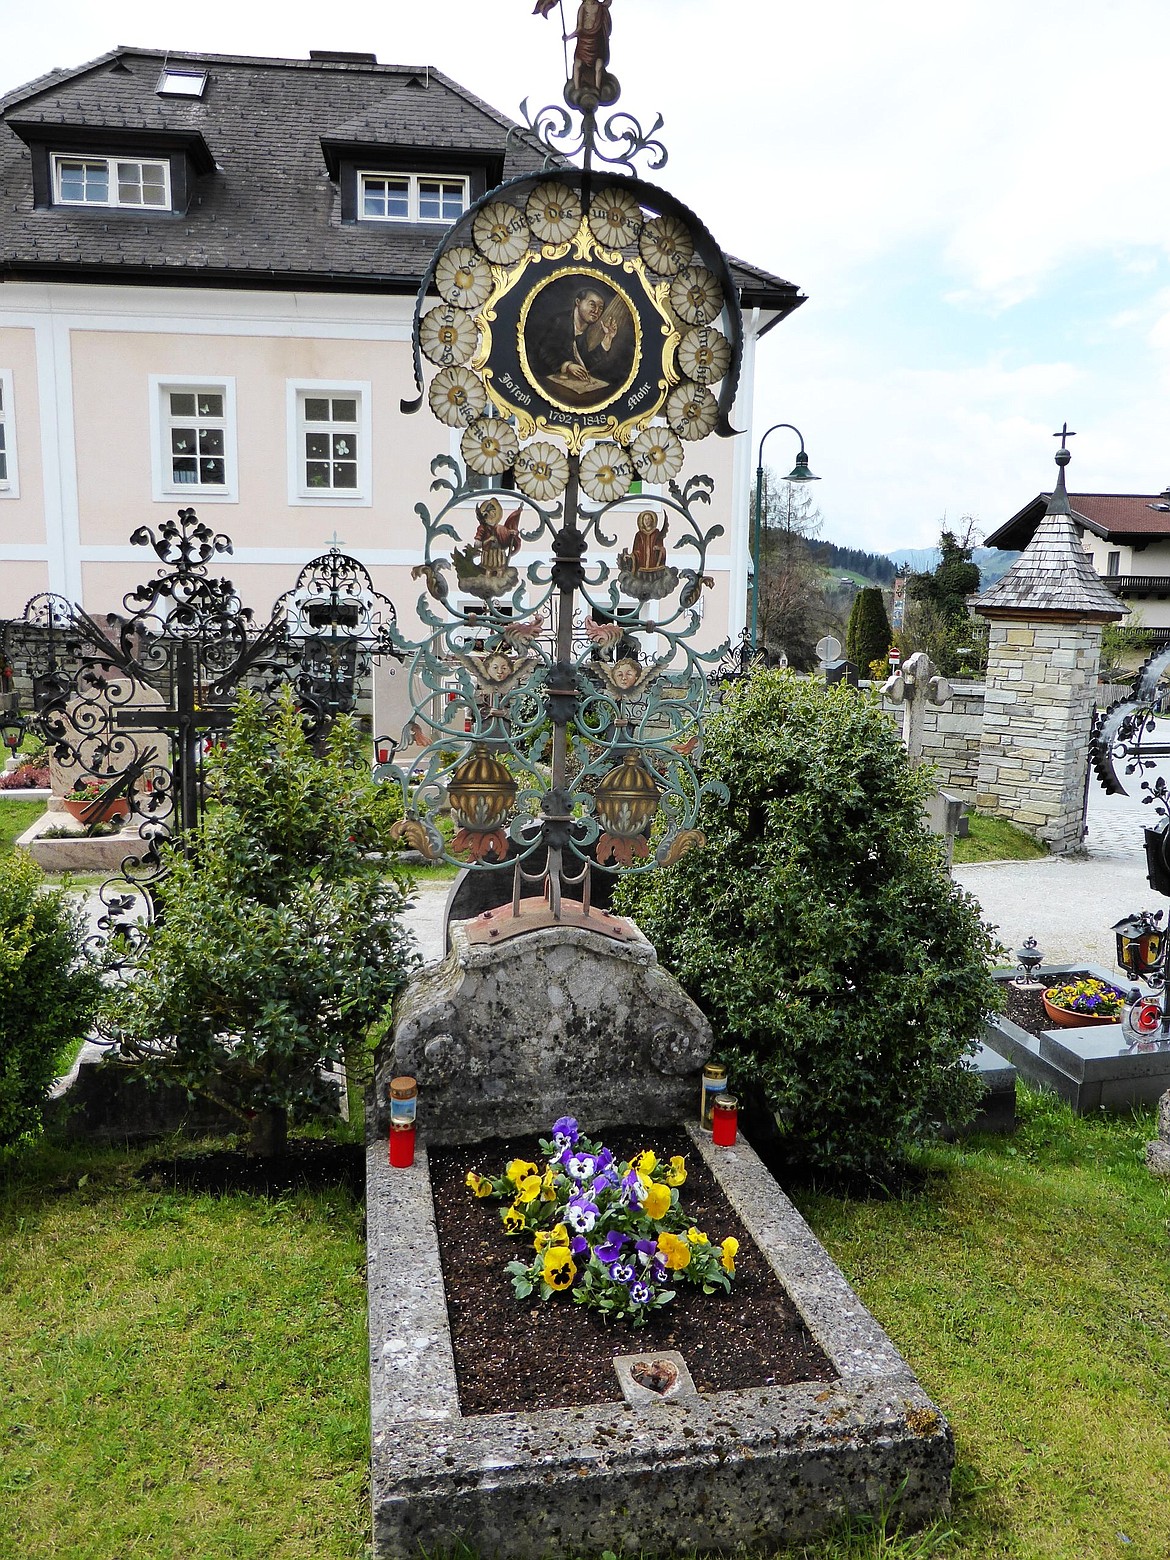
366;1121;954;1559
985;964;1170;1113
18;807;146;873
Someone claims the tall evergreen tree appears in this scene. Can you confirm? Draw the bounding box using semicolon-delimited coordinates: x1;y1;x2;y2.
846;586;892;672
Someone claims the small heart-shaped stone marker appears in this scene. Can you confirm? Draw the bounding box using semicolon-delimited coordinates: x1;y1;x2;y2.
630;1359;679;1394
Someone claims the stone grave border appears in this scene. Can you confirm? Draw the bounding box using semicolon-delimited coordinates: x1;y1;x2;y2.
366;1121;953;1559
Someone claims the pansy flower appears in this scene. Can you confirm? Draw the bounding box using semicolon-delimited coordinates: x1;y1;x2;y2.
628;1280;652;1305
502;1204;526;1234
542;1248;577;1291
594;1230;628;1266
656;1231;691;1271
506;1158;538;1185
540;1167;558;1202
516;1174;543;1205
635;1150;657;1176
609;1261;635;1283
465;1171;493;1198
569;1235;589;1257
664;1155;687;1187
687;1227;709;1246
721;1237;739;1274
565;1196;599;1235
566;1152;598;1183
634;1238;657;1266
642;1182;671;1221
619;1169;643;1206
649;1261;668;1285
551;1116;580;1150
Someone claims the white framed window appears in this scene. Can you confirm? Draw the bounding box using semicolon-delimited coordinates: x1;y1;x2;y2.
52;154;171;210
287;382;372;506
0;371;18;498
358;171;468;224
149;378;238;503
156;68;208;99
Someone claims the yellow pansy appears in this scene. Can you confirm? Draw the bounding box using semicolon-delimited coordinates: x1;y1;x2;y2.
664;1155;687;1187
635;1150;657;1175
506;1158;538;1186
548;1223;570;1245
721;1236;739;1274
465;1171;493;1198
687;1227;709;1245
516;1174;542;1204
656;1231;691;1271
542;1248;577;1291
642;1182;671;1220
502;1204;527;1234
540;1167;557;1201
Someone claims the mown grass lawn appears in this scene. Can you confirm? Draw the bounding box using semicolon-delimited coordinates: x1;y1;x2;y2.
953;812;1047;865
2;1089;1167;1560
0;796;43;853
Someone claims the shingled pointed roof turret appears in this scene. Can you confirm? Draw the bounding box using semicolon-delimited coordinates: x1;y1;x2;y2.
971;435;1126;622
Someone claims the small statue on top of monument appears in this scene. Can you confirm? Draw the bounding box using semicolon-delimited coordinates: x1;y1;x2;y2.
534;0;619;109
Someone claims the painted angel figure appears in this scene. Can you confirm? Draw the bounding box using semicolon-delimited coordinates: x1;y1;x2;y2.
617;510;679;602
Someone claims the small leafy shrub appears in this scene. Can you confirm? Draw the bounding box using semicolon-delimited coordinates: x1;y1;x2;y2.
466;1116;736;1326
0;850;101;1148
99;689;418;1153
615;670;1001;1184
1044;978;1126;1018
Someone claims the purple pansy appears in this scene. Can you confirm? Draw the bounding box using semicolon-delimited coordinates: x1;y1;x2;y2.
649;1261;668;1285
569;1235;589;1256
619;1168;643;1206
634;1238;657;1266
552;1116;580;1151
628;1281;652;1305
565;1196;599;1235
567;1153;598;1183
594;1230;628;1266
609;1261;635;1283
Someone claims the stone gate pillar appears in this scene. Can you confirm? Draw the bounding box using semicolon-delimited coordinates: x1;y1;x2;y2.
971;441;1125;854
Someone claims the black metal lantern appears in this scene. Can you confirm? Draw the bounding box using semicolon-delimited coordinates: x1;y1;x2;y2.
1013;936;1046;988
1112;911;1164;981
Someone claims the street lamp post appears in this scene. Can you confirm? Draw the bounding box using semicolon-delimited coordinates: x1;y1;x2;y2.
749;423;820;653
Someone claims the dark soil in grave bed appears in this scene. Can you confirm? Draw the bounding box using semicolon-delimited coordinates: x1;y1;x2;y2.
137;1139;364;1197
998;971;1125;1039
429;1127;836;1416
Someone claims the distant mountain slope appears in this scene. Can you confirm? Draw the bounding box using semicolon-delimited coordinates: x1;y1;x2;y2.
886;546;1020;588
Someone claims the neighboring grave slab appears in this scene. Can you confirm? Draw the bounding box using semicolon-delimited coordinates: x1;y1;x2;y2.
366;1124;954;1559
380;910;712;1144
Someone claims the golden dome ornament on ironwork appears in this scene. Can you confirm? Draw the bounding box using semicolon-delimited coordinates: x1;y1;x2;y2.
578;441;633;503
638;214;694;277
666;380;718;441
676;326;731;387
446;744;519;863
434;246;493;310
461;417;520;476
514;439;569;501
587;186;643;250
428;366;488;429
630;426;684;483
525;181;583;245
669;266;723;327
594;750;662;867
472;200;530;266
419;304;480;368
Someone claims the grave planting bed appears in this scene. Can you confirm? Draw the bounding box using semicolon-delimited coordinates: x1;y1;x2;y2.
430;1127;833;1415
367;1121;954;1560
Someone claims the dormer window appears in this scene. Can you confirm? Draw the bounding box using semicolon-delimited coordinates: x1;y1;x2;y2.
52;154;170;210
359;171;467;224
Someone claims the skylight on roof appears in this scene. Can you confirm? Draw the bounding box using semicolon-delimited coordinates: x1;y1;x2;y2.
157;68;208;98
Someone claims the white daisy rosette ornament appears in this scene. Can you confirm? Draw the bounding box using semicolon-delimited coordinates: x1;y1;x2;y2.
428;365;487;428
677;325;732;387
514;439;569;502
666;380;718;442
461;417;520;476
419;304;479;368
630;425;685;483
472;201;530;266
434;246;493;310
578;441;633;504
670;266;724;327
525;181;583;245
588;186;643;250
638;213;694;277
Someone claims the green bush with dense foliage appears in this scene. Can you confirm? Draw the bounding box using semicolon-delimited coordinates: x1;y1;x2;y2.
615;670;1000;1182
99;689;417;1153
0;851;101;1148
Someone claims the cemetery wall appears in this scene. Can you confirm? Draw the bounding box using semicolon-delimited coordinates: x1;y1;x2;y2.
881;681;984;800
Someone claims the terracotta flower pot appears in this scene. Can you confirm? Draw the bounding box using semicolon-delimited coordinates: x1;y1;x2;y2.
1041;991;1122;1028
63;795;130;827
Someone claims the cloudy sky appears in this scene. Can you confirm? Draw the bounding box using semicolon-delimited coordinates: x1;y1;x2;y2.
3;0;1168;554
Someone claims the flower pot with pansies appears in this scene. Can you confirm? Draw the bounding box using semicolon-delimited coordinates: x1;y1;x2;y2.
1041;977;1127;1028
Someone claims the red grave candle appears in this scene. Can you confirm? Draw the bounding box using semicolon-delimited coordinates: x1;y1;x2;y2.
389;1126;416;1168
711;1093;738;1147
